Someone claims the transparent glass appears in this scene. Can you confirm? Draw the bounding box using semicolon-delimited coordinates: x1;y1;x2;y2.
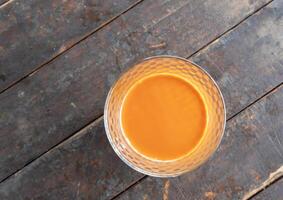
104;56;226;177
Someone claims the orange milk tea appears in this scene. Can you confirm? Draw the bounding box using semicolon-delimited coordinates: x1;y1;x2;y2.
121;74;207;160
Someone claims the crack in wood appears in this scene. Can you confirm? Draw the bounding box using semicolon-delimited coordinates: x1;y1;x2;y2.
242;165;283;200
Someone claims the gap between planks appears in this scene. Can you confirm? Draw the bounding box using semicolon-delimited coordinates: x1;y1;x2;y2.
110;176;148;200
0;0;145;95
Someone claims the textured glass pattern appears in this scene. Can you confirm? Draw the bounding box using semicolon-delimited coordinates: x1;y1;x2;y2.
104;56;226;177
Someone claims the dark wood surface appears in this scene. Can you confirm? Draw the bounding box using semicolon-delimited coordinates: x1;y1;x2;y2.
0;0;273;182
0;0;282;199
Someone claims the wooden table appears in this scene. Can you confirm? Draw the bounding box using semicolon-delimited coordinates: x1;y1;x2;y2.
0;0;282;199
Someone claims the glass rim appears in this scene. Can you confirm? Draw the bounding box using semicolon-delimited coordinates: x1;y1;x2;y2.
104;55;226;177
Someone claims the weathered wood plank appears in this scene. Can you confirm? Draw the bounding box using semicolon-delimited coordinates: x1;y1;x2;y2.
0;0;280;198
0;117;143;200
253;178;283;200
0;0;279;191
0;0;273;182
116;85;283;200
0;0;141;92
1;0;280;198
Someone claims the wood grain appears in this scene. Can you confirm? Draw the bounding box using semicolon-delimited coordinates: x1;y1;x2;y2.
0;0;273;182
0;0;141;92
116;85;283;200
253;178;283;200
